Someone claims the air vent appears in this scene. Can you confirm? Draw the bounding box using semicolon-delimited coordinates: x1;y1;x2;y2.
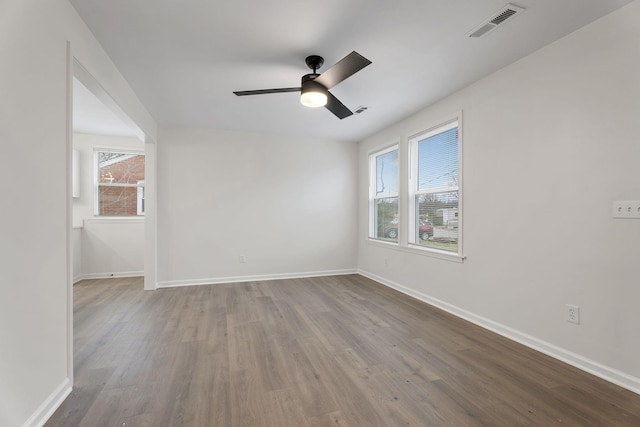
468;3;525;38
490;8;518;25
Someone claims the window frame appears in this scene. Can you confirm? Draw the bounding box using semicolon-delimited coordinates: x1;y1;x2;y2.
408;116;463;258
136;180;145;216
368;143;400;243
94;148;146;217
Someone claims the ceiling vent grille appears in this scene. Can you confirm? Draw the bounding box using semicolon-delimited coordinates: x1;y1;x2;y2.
468;3;525;38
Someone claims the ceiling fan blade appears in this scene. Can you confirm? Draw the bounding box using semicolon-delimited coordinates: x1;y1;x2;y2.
325;91;353;119
233;87;300;96
314;51;372;89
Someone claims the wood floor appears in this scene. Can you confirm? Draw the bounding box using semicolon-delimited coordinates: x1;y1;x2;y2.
47;275;640;427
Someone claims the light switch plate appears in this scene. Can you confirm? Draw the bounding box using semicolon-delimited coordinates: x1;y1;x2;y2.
612;200;640;219
631;201;640;218
612;201;625;218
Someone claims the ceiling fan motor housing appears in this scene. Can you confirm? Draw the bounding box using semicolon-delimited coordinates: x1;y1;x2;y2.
301;73;323;87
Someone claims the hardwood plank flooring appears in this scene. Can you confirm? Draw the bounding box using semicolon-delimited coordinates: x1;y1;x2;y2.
47;275;640;426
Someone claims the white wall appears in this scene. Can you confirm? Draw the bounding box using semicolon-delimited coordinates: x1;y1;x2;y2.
0;1;156;425
72;134;145;280
79;219;144;279
358;1;640;392
157;126;358;286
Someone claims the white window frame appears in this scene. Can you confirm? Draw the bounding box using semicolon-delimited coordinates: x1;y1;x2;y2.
369;144;399;242
94;149;145;217
136;180;145;216
408;115;463;258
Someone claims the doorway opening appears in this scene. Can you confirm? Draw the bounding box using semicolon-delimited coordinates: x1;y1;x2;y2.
71;74;146;283
67;56;157;388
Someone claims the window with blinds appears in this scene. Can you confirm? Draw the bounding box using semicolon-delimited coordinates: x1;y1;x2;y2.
95;150;145;216
409;119;460;253
369;145;399;242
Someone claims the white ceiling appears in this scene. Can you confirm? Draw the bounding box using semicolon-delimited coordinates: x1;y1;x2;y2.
73;77;139;137
69;0;632;141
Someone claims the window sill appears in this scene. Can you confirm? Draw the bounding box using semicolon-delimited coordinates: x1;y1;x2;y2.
367;238;465;263
367;238;399;248
84;217;144;225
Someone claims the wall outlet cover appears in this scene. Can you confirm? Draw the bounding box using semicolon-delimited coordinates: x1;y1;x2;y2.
566;304;580;324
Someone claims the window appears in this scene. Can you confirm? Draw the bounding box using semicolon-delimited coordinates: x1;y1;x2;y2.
369;145;399;242
95;150;145;216
409;119;460;254
367;114;463;260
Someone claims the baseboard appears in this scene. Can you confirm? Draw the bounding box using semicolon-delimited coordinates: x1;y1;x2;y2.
22;378;71;427
157;268;358;288
73;271;144;284
358;269;640;396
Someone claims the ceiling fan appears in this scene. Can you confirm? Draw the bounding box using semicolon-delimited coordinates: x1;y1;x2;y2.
233;51;372;119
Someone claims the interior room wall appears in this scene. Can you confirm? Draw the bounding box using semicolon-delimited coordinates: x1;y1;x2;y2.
78;218;145;280
72;133;145;280
157;126;358;287
358;1;640;392
0;1;156;426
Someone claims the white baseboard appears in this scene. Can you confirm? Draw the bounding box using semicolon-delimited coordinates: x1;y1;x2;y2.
157;268;358;288
22;378;71;427
73;271;144;284
358;269;640;396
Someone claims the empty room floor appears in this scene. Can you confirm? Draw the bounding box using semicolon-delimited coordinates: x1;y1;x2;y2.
47;275;640;426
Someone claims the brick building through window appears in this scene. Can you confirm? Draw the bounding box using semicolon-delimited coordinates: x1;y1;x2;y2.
97;151;145;216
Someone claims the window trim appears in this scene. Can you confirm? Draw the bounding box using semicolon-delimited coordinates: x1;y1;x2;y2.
367;237;465;263
368;143;400;242
94;148;146;217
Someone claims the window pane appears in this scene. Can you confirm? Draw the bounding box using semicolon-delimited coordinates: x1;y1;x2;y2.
375;197;399;242
376;149;399;196
98;152;145;184
417;127;458;192
98;186;141;216
96;151;145;217
137;185;145;215
415;192;458;252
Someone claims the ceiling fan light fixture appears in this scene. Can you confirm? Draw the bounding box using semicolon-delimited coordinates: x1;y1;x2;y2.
300;90;327;108
233;51;372;119
300;78;327;108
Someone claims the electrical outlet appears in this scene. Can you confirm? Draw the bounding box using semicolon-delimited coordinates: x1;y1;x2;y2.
566;304;580;324
239;255;246;263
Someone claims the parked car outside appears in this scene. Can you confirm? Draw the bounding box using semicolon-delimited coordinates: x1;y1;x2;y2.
384;220;433;240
